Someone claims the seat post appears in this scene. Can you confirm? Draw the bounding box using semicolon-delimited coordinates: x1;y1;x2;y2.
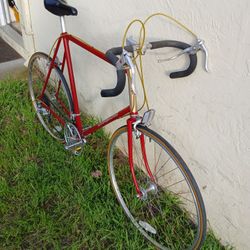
60;16;67;33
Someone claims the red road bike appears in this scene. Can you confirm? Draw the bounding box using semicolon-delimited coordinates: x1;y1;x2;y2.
28;1;206;249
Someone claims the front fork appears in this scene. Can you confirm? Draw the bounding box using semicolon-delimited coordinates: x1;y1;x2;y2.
127;117;155;198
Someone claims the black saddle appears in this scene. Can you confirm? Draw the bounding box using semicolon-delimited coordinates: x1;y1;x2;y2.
44;0;78;16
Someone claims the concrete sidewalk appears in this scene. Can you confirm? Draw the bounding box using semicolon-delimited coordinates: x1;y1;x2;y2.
0;57;26;80
0;37;26;80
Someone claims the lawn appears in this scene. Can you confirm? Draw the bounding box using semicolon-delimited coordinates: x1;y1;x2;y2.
0;78;230;249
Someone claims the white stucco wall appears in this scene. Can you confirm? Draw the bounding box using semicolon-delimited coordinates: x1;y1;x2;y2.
28;0;250;248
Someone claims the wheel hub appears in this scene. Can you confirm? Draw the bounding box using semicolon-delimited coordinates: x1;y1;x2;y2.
140;182;158;201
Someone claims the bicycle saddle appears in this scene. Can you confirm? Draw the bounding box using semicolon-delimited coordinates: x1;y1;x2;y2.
44;0;78;16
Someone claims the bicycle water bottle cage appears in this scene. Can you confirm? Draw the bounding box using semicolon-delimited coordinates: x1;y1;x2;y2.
44;0;78;16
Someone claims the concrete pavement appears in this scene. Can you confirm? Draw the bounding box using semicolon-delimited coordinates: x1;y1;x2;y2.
0;36;26;80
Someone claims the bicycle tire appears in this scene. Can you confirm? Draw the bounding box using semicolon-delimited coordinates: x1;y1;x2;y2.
28;52;73;141
108;125;206;249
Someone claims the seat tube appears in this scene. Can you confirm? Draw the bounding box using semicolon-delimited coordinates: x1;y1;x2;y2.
62;36;83;132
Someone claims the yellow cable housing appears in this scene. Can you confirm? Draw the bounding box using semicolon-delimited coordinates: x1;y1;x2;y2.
121;12;197;111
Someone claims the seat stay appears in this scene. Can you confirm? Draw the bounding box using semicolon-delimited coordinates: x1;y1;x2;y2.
41;36;63;98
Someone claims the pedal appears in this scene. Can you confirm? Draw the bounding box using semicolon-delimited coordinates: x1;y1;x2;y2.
64;139;85;156
64;123;86;155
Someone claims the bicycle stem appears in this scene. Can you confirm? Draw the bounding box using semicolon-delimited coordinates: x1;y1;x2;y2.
123;50;138;115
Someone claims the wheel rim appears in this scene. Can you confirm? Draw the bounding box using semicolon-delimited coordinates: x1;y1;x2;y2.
28;53;72;141
109;126;205;250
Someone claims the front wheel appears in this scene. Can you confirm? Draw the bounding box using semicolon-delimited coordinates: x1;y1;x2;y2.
108;125;206;249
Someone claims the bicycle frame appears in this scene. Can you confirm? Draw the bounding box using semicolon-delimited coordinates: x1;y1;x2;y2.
42;30;155;196
44;33;134;133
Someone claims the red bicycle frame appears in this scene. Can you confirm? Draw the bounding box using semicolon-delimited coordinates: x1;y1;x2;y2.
43;31;155;196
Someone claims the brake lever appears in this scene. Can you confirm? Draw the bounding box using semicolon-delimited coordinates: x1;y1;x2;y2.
193;39;209;72
158;39;209;72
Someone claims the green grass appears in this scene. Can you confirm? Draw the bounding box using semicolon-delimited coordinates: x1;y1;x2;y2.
0;78;231;249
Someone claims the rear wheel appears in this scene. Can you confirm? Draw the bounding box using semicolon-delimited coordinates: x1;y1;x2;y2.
28;52;73;141
108;125;206;249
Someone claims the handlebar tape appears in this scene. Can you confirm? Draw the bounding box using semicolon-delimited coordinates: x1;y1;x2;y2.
102;40;197;97
150;40;197;78
101;46;135;97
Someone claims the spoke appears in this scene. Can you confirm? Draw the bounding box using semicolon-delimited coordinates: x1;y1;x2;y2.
110;127;202;249
34;65;45;80
165;179;185;189
121;134;128;156
145;195;163;215
30;53;73;141
167;189;194;204
156;166;178;180
39;93;70;122
134;138;146;172
154;157;172;176
153;147;163;175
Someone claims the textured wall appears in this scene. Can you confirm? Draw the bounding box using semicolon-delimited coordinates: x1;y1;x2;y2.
29;0;250;248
